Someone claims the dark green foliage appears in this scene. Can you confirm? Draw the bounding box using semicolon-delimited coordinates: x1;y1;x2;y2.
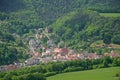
103;56;112;67
0;31;29;65
0;0;26;12
112;34;120;45
88;0;120;13
0;12;9;20
31;0;120;22
103;32;112;44
115;72;120;77
0;57;120;80
112;58;120;66
0;0;120;35
12;72;46;80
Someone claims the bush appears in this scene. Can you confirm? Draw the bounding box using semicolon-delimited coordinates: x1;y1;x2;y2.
63;67;84;73
12;72;46;80
44;72;57;77
98;64;104;68
115;72;120;77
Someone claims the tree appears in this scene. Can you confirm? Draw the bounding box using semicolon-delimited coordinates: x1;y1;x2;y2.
12;73;46;80
4;73;13;80
103;56;112;67
103;33;112;45
112;58;120;66
112;34;120;44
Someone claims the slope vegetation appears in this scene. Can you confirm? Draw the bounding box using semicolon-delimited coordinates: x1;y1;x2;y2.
51;9;120;53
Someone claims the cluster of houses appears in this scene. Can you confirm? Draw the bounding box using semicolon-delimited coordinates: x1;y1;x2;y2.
31;48;120;63
0;47;119;72
0;28;120;72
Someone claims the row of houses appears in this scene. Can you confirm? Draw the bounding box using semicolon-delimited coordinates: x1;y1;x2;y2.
0;47;120;72
0;61;26;72
0;64;20;72
25;48;120;66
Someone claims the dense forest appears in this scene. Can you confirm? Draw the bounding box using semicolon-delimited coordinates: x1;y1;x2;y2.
0;0;120;65
0;30;29;65
0;0;120;35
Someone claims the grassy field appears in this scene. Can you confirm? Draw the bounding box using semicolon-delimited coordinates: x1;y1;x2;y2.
47;67;120;80
100;13;120;17
90;40;120;49
90;40;120;53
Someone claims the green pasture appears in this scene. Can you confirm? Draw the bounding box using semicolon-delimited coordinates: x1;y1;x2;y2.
47;67;120;80
100;13;120;17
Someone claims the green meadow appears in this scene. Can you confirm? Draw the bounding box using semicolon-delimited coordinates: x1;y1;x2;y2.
100;13;120;17
47;67;120;80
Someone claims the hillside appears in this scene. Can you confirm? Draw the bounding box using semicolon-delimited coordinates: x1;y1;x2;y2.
51;9;120;53
0;0;120;35
0;0;120;65
31;0;120;22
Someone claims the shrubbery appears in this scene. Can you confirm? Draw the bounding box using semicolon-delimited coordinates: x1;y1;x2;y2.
44;72;57;77
0;57;120;80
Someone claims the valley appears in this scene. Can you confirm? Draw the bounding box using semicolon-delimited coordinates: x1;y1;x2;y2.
0;0;120;80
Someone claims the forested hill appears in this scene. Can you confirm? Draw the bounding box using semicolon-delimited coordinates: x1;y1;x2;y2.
51;9;120;53
0;0;120;35
0;0;120;25
31;0;120;22
0;0;119;36
0;0;120;65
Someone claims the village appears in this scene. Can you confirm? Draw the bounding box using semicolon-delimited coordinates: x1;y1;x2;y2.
0;27;120;72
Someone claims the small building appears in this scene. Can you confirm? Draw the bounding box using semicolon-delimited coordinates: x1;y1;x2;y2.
25;57;41;66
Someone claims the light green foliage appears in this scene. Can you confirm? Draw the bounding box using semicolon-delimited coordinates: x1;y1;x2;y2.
85;25;99;36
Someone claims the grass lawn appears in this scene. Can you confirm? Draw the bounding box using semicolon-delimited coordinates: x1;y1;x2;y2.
100;13;120;17
47;67;120;80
